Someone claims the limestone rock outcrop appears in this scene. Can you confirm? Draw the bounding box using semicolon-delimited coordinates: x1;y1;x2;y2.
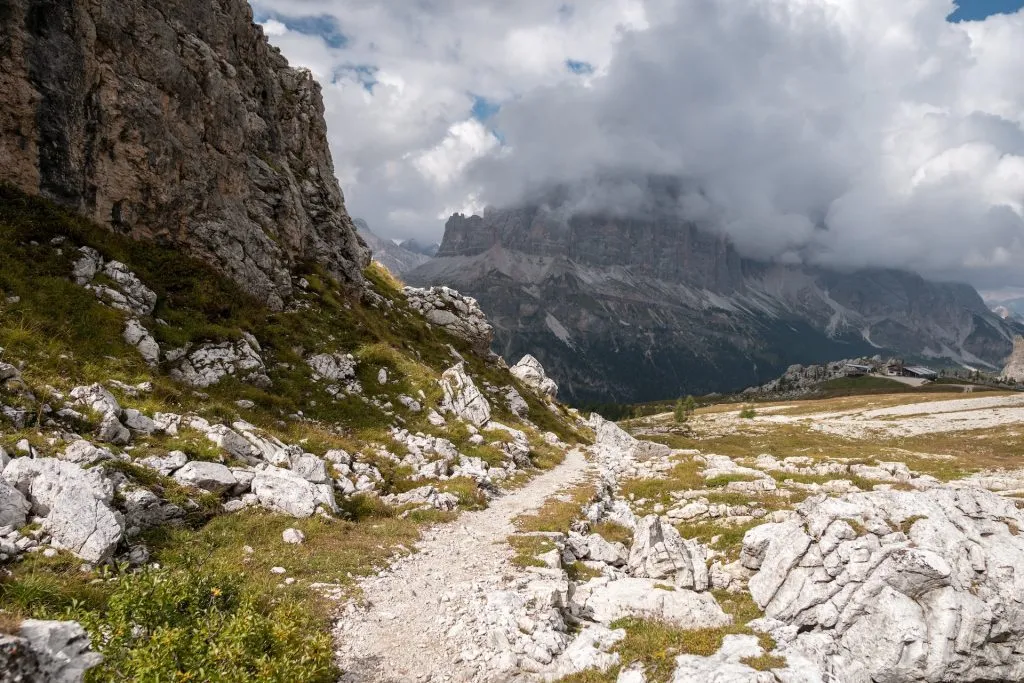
628;515;710;591
0;619;103;683
440;363;491;427
404;286;494;356
2;458;123;562
742;487;1024;681
510;355;558;399
0;0;369;307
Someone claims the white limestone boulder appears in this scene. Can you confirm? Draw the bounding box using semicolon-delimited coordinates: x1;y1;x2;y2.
173;462;237;493
440;362;491;427
629;515;710;591
743;487;1024;681
571;577;730;628
2;458;122;562
251;466;337;517
510;355;558;399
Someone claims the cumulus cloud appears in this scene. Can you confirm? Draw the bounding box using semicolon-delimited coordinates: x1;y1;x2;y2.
252;0;1024;289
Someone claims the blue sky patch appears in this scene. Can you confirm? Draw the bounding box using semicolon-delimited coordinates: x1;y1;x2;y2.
334;64;378;92
948;0;1024;21
566;59;595;75
471;95;501;121
257;12;348;48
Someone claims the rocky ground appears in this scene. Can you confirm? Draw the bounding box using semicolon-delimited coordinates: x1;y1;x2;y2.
327;390;1024;682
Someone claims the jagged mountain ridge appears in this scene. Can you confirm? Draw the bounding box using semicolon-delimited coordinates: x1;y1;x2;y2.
409;204;1020;403
355;219;431;275
0;0;368;308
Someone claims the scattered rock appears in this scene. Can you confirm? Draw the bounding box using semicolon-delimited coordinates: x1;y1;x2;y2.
440;363;491;427
743;487;1024;681
123;318;160;366
510;355;558;399
571;577;730;628
3;458;122;562
0;619;103;683
628;515;709;591
173;462;237;494
282;528;306;545
251;466;337;517
170;334;270;388
404;286;494;356
307;353;357;382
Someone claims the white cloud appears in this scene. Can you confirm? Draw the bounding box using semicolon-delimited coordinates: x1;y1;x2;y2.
254;0;1024;288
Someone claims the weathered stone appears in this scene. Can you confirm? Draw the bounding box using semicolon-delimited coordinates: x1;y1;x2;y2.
307;353;357;381
743;487;1024;681
170;335;270;388
139;450;188;477
1;619;103;683
1001;335;1024;383
3;458;121;562
0;0;370;304
510;355;558;398
123;318;160;366
440;363;491;427
282;528;306;544
291;453;330;484
0;481;30;528
173;462;237;493
403;286;494;356
571;577;730;628
251;466;337;517
629;515;709;591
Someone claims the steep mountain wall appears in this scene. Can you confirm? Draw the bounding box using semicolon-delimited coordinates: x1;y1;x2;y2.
0;0;369;308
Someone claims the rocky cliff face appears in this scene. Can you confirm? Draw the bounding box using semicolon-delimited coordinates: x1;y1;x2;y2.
1001;336;1024;383
0;0;369;308
410;204;1021;403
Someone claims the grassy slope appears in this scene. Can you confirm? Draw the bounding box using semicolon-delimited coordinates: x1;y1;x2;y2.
0;187;586;681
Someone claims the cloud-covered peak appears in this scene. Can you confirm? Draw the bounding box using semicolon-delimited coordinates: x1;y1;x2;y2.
253;0;1024;289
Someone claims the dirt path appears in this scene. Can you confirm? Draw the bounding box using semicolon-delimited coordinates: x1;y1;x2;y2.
334;448;593;682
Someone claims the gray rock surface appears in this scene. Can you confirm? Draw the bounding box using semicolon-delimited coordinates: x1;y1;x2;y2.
170;334;270;388
2;458;122;562
440;363;491;427
307;353;357;382
743;487;1024;681
0;481;30;528
1001;335;1024;383
173;462;237;493
1;619;102;683
123;318;160;366
0;0;370;305
251;466;337;517
510;355;558;399
404;286;494;355
628;515;709;591
571;577;730;628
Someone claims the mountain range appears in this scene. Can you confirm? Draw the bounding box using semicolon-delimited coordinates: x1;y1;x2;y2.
408;198;1021;403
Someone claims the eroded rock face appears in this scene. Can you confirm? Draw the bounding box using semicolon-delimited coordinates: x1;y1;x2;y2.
0;0;369;306
2;458;122;562
0;619;103;683
169;334;270;388
440;363;491;427
404;286;494;356
251;466;337;517
628;515;710;591
743;487;1024;681
510;355;558;399
570;577;729;628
